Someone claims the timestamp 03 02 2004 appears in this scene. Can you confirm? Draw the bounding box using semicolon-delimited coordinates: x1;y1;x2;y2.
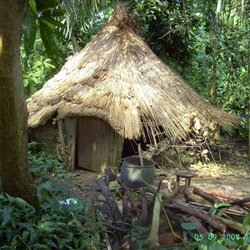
194;233;249;241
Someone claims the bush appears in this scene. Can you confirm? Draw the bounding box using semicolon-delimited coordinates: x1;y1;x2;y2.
0;188;106;249
0;145;107;249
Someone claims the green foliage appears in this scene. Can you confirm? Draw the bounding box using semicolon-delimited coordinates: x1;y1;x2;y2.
23;6;37;57
0;192;106;249
61;0;115;39
28;142;65;180
129;0;249;138
22;0;249;137
244;214;250;230
181;222;201;231
188;213;250;250
21;1;116;97
190;231;250;250
0;146;107;249
21;36;56;97
210;202;231;217
22;0;115;63
128;0;191;61
124;220;149;249
22;0;63;63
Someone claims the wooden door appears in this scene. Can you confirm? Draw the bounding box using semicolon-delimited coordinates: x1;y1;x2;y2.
77;117;124;172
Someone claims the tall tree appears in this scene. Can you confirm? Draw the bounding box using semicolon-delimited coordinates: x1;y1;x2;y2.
0;0;113;205
0;0;37;205
210;0;222;104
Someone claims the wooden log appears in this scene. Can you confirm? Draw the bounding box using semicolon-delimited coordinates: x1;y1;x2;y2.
116;176;140;217
139;187;148;226
230;197;250;206
97;178;127;247
193;187;250;209
97;178;122;222
122;196;130;222
189;202;249;217
215;216;249;235
184;187;208;204
164;203;226;233
193;187;221;203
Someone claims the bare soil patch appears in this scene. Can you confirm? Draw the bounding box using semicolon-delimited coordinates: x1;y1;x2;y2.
67;138;249;205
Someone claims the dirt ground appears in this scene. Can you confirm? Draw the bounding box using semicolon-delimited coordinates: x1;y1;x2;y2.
65;138;249;205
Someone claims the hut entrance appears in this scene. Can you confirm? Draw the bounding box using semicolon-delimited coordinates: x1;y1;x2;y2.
77;117;124;172
121;137;149;159
121;139;138;158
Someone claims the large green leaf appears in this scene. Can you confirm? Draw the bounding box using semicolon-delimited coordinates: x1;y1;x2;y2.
42;16;64;28
39;21;60;62
28;0;37;15
243;214;250;229
181;222;201;231
2;206;11;225
15;197;35;211
214;203;231;209
207;240;229;250
23;7;37;57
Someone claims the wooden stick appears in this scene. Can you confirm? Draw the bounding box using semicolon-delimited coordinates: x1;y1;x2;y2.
193;187;221;203
230;197;250;206
116;176;140;217
146;193;162;248
189;202;248;216
138;143;144;167
97;178;122;221
193;186;250;209
139;187;148;226
184;187;208;203
122;196;130;221
215;216;249;235
104;168;116;185
164;203;226;233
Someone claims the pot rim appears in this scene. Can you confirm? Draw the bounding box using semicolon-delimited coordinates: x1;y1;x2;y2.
123;156;155;168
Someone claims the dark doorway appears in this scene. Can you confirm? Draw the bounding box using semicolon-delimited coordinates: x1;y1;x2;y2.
121;137;149;159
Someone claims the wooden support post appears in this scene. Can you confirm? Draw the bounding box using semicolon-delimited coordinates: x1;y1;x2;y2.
248;99;250;161
63;117;77;172
58;120;68;168
57;118;77;172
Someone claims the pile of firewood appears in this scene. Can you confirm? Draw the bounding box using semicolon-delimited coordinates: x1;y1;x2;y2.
148;117;221;168
95;168;250;249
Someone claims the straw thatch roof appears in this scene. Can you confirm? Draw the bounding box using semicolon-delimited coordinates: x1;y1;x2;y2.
27;6;239;142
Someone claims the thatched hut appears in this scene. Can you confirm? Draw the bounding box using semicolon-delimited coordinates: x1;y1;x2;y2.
27;7;238;172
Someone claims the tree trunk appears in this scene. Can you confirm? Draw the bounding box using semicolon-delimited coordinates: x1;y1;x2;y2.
249;100;250;161
0;0;38;206
210;0;222;104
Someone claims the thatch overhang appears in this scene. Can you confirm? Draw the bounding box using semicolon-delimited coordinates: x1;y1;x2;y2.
27;7;239;142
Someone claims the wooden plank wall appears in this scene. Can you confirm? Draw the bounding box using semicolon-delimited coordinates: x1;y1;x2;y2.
77;117;124;172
